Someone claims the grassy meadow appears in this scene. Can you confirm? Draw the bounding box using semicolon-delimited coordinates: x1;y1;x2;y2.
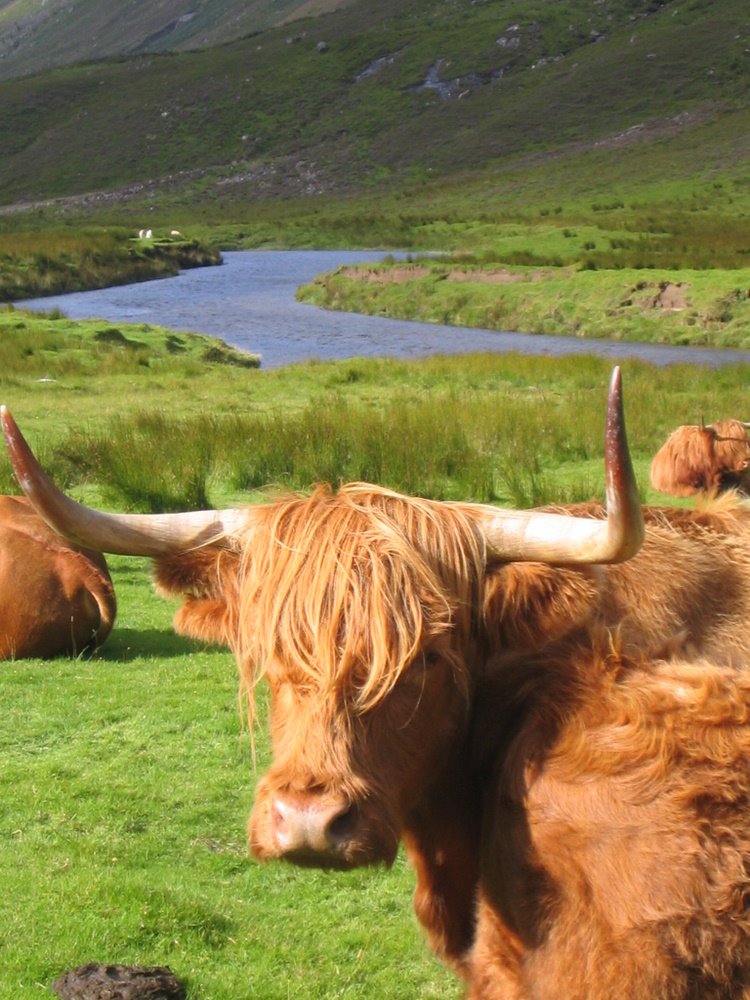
2;310;750;997
1;583;450;1000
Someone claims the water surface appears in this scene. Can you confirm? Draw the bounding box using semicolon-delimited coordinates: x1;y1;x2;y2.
17;250;750;369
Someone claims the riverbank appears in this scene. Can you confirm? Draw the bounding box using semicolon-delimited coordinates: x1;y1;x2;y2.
297;259;750;351
0;228;220;302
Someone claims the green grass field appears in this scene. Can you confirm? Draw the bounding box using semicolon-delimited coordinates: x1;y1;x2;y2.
1;315;749;996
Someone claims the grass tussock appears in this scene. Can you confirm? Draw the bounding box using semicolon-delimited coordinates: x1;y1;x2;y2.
0;305;258;380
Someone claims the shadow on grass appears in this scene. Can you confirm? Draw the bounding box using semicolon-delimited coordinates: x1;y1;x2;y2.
97;627;215;661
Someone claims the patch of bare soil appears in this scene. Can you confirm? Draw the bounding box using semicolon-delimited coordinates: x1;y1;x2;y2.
446;268;554;283
337;266;558;285
650;281;688;312
622;280;689;313
337;265;432;282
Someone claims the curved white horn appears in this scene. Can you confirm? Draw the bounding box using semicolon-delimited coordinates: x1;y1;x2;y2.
472;367;644;564
0;406;250;556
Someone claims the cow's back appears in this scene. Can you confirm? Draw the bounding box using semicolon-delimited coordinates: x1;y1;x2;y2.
556;497;750;664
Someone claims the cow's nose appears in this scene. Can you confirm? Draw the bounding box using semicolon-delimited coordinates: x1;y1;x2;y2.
270;792;358;858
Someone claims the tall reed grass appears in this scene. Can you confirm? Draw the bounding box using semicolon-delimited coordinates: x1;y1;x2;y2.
43;387;633;512
2;344;744;512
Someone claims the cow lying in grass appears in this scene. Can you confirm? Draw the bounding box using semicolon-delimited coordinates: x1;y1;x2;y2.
0;494;115;658
5;370;750;997
651;418;750;497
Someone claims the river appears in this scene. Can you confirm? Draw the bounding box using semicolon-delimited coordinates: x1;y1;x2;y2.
16;250;750;369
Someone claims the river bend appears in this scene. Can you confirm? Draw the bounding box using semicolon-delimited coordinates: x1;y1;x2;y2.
17;250;750;369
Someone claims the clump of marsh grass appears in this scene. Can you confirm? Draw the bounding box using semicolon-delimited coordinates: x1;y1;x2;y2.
51;385;620;512
60;413;215;511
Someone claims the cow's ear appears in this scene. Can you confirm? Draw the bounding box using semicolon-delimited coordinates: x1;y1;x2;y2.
713;420;750;475
153;547;239;599
153;547;241;648
482;563;601;652
173;597;234;648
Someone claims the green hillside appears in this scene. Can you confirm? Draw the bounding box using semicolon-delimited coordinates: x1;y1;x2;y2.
2;0;750;351
1;0;748;210
0;0;354;81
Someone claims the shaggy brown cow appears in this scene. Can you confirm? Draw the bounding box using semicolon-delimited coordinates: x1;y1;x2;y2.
650;418;750;497
7;370;750;997
0;493;115;658
464;646;750;999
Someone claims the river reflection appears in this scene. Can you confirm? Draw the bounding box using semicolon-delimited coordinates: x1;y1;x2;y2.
17;250;750;369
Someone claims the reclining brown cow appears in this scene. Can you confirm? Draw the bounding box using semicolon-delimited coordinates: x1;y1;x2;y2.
650;418;750;496
6;369;750;997
0;493;115;658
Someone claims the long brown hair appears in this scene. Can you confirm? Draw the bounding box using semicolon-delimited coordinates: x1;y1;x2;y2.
236;484;486;712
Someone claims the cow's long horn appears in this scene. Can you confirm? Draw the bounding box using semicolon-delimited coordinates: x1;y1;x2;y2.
473;367;644;564
0;406;250;556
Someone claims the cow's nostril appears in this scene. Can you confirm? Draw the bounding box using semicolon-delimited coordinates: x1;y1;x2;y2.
326;804;359;845
271;801;290;837
269;793;358;856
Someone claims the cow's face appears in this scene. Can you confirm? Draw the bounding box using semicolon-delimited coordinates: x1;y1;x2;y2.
248;635;471;869
712;420;750;479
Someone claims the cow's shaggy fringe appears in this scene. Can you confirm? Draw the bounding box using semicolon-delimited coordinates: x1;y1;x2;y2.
236;484;486;714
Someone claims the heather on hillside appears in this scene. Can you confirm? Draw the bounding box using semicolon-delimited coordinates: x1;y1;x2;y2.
0;0;747;206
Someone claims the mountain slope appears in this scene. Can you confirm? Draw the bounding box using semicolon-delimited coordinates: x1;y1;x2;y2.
0;0;747;209
0;0;355;81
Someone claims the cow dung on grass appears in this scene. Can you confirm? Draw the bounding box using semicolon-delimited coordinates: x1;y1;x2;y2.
51;964;185;1000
